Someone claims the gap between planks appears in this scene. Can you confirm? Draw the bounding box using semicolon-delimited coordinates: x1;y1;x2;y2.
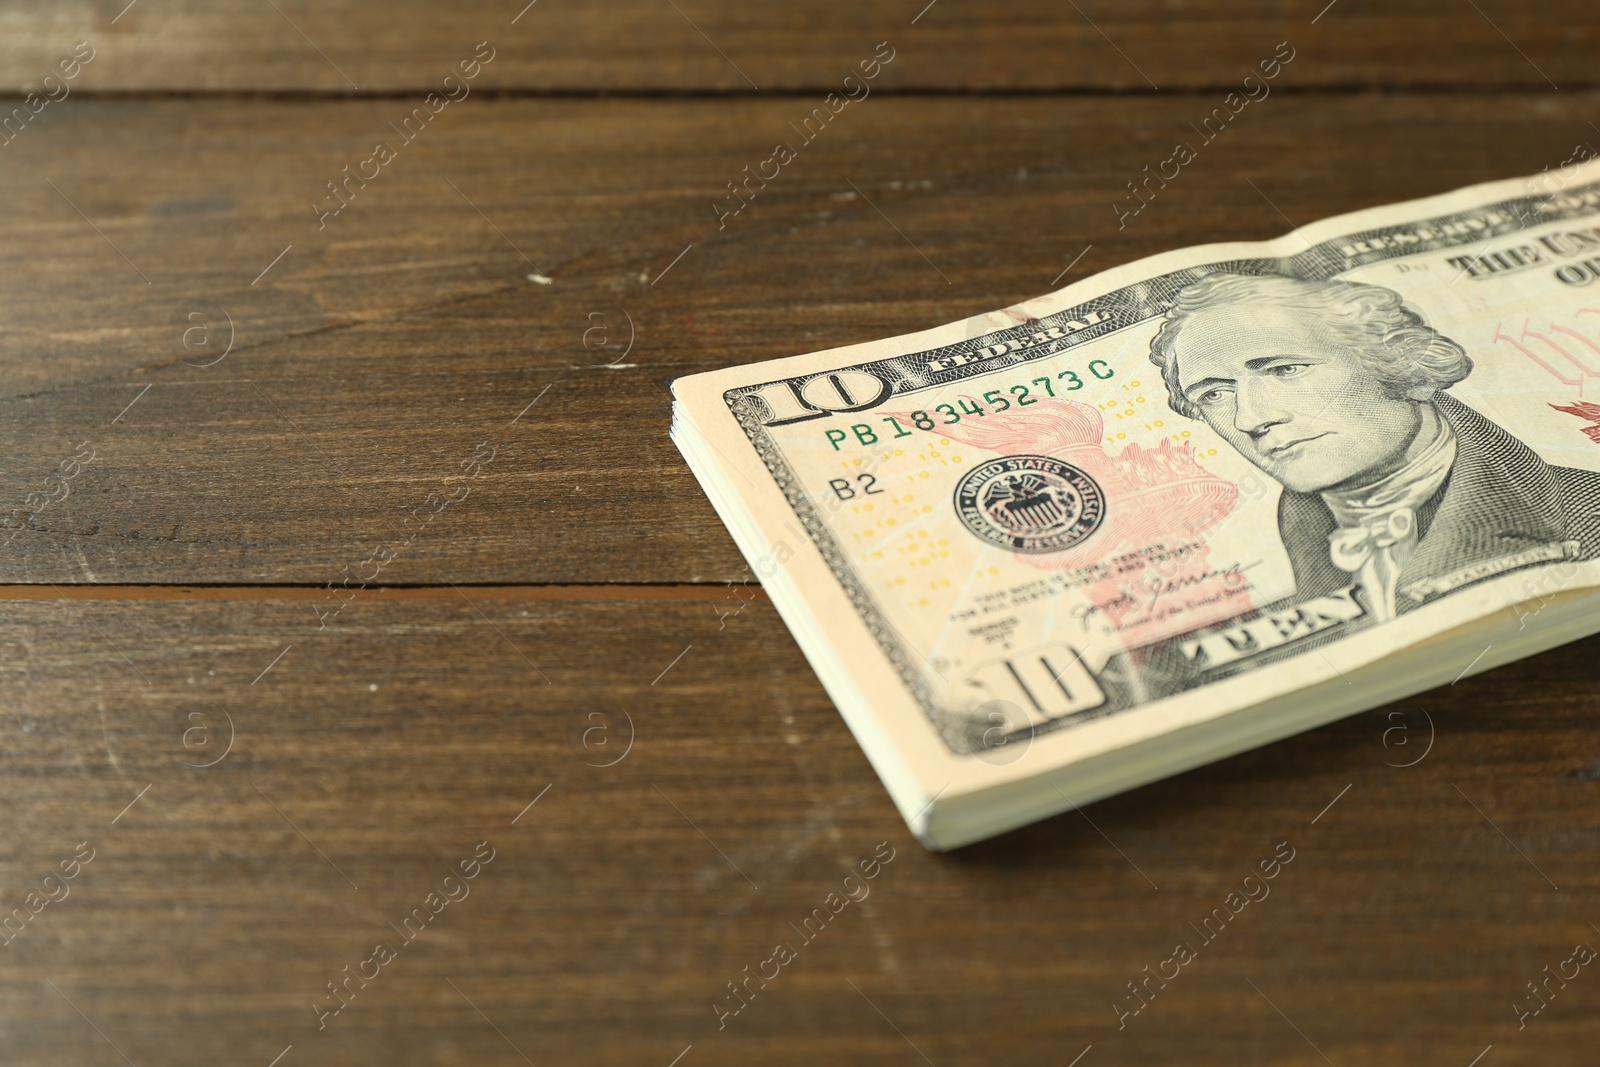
0;583;765;603
0;83;1592;103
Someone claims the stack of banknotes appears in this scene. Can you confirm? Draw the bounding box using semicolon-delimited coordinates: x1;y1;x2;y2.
672;162;1600;849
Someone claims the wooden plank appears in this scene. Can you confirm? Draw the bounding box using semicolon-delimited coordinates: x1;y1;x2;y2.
0;594;1594;1065
0;1;1593;92
2;93;1597;584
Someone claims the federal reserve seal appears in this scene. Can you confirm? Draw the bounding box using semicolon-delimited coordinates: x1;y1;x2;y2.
952;455;1105;553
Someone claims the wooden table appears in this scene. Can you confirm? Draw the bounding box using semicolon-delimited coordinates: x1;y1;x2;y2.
2;3;1597;1064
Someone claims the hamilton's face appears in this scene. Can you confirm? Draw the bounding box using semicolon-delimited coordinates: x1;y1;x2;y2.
1171;306;1424;494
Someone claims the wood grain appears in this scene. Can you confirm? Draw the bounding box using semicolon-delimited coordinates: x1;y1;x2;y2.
0;594;1594;1066
2;93;1598;584
0;1;1593;92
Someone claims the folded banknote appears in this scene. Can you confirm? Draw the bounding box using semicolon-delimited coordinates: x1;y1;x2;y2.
672;161;1600;849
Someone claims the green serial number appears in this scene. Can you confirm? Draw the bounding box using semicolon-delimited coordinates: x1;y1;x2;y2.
824;360;1115;450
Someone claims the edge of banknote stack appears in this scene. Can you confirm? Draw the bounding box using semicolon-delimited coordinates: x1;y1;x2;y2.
671;161;1600;850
